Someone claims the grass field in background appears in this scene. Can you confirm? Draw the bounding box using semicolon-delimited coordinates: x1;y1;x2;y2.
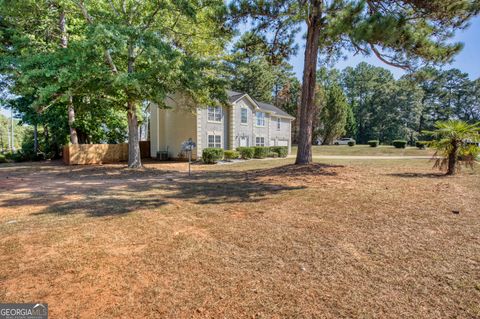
291;144;435;156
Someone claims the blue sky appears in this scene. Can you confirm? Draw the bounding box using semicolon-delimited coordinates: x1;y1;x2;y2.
288;16;480;80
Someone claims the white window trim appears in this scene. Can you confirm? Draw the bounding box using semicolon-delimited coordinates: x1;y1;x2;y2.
207;134;222;148
255;111;266;127
240;107;248;125
207;106;223;123
255;136;265;147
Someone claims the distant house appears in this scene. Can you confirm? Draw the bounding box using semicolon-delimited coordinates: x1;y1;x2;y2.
149;90;295;159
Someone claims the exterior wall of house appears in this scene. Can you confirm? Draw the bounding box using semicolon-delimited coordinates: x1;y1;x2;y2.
233;98;255;148
150;99;197;160
231;96;292;152
197;105;230;156
252;111;270;146
269;116;292;154
150;94;294;160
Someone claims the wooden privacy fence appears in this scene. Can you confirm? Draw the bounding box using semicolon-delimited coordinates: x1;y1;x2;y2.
63;141;150;165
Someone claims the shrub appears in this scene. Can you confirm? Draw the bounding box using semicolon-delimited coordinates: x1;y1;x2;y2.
0;154;6;163
347;141;355;147
268;151;278;158
416;141;427;149
4;151;28;162
270;146;288;157
237;147;255;159
224;150;239;160
202;148;224;164
253;146;270;159
392;140;407;148
368;140;379;147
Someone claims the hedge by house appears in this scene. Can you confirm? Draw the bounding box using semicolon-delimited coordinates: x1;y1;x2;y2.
202;148;224;164
270;146;288;157
224;150;239;160
368;140;379;147
237;147;255;159
253;146;270;159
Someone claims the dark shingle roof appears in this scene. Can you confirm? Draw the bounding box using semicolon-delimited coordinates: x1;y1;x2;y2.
226;90;246;103
254;100;294;119
226;90;295;120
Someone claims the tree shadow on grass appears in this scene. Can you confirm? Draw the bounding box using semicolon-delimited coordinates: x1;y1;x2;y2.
1;163;329;218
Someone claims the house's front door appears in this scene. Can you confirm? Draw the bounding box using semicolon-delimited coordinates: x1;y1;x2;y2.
239;136;248;147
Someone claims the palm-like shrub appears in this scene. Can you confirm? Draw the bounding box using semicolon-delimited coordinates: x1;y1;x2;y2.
423;120;480;175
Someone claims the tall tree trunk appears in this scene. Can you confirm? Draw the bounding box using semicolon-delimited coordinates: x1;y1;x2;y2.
33;122;38;153
126;44;142;168
60;9;78;144
43;123;50;154
446;140;458;175
68;96;78;144
295;0;323;165
127;101;142;168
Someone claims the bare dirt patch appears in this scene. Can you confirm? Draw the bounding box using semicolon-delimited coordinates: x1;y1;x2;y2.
0;159;479;318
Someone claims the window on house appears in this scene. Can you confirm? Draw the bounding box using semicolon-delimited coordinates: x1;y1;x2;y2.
255;137;265;146
208;106;222;122
241;108;248;124
276;117;281;130
256;112;265;126
208;135;222;148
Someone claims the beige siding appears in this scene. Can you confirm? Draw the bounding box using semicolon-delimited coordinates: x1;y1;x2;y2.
149;93;295;159
150;97;197;159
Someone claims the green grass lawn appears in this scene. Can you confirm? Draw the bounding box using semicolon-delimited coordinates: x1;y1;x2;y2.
291;144;435;156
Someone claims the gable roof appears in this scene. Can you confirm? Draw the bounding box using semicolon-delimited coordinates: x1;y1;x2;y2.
226;90;295;120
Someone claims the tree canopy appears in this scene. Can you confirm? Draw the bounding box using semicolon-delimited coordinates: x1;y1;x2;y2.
1;0;232;167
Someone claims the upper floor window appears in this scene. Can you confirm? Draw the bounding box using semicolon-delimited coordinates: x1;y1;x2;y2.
208;134;222;148
241;108;248;124
256;112;265;126
276;117;281;130
208;106;222;122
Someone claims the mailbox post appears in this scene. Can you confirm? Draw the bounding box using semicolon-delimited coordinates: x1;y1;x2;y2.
181;138;196;176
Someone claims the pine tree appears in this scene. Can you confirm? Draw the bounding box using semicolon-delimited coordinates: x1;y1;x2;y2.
318;84;348;144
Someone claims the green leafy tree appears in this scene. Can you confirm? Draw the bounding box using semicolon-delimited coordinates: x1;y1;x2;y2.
71;0;230;168
1;0;231;167
344;103;356;138
424;120;480;175
317;84;348;144
408;68;480;133
341;63;396;143
230;0;480;164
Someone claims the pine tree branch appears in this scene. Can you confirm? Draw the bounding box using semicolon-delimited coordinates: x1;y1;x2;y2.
369;44;411;70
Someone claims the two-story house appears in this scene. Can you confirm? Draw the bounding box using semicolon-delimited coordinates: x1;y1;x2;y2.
149;90;295;159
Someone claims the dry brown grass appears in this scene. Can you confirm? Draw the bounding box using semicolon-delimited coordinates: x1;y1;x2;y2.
0;159;479;318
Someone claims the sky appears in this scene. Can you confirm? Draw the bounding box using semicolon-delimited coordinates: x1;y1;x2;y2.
288;16;480;80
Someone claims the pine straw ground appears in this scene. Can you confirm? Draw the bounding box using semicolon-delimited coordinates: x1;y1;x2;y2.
0;159;479;318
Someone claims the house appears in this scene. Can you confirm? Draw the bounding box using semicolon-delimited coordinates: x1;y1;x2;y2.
149;90;295;159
